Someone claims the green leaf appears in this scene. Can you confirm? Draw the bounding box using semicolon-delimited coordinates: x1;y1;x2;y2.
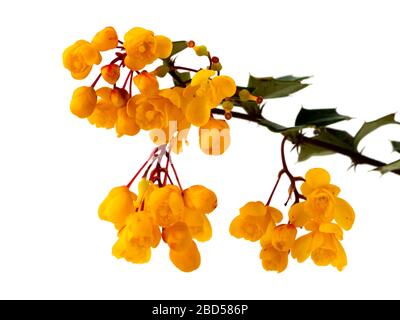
276;75;310;82
391;140;400;154
295;108;351;127
298;128;355;161
376;159;400;174
172;71;190;86
354;113;400;148
298;144;334;161
236;101;262;117
247;75;310;99
169;41;188;57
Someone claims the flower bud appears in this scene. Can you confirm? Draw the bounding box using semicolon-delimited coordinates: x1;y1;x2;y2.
101;64;120;84
70;86;97;118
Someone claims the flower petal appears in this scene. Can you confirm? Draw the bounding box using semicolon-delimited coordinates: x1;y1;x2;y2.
267;206;283;223
332;238;347;271
191;70;216;86
305;168;331;189
291;233;313;262
288;202;310;227
319;222;344;240
211;75;236;101
185;97;210;127
155;35;173;59
334;197;355;230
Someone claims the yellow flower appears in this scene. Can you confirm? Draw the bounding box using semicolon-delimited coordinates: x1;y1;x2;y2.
271;224;297;252
88;87;118;129
98;186;137;227
147;185;184;227
230;202;282;242
127;95;169;130
260;245;288;273
199;118;231;155
63;40;101;79
182;70;236;126
123;27;172;70
115;107;140;137
110;88;130;108
183;185;217;214
113;238;151;264
124;212;161;248
289;168;355;230
259;222;294;272
183;207;212;242
101;64;120;84
112;212;161;264
133;71;159;97
92;27;118;51
162;221;192;251
150;87;190;153
169;240;201;272
291;228;347;271
70;86;97;118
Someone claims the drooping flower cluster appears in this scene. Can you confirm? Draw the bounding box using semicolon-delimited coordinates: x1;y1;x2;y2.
230;168;355;272
64;27;237;155
98;147;217;272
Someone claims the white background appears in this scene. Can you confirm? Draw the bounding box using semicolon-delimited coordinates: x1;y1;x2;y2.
1;0;400;299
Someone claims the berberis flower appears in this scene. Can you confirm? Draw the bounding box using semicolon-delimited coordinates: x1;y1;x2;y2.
123;27;172;70
64;26;359;274
230;167;355;272
63;40;101;80
97;146;217;272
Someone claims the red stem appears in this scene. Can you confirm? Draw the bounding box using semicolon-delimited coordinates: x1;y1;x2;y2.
163;152;171;186
126;147;158;188
129;71;133;96
266;169;285;206
167;152;183;190
90;73;102;88
280;137;306;205
122;70;133;90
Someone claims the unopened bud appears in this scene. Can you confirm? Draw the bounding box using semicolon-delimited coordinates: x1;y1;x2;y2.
101;64;120;85
194;45;208;56
222;101;234;112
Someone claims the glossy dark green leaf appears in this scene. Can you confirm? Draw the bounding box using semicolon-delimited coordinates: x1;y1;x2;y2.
354;113;400;148
298;144;334;161
298;128;355;161
295;108;351;127
172;71;190;86
391;140;400;154
247;75;310;98
236;101;262;117
169;41;188;57
376;159;400;174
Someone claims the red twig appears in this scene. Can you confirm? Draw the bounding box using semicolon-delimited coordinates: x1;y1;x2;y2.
167;152;183;190
126;147;158;188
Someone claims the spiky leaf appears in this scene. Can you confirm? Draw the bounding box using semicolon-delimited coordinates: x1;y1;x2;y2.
391;140;400;154
376;159;400;174
354;113;400;148
295;108;351;127
298;128;355;161
247;75;310;99
169;41;188;57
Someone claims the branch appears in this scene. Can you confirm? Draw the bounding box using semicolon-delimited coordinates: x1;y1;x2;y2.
211;108;400;176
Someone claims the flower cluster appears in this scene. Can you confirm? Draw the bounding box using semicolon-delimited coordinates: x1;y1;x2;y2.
64;27;237;155
98;147;217;272
230;168;355;272
64;27;359;273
